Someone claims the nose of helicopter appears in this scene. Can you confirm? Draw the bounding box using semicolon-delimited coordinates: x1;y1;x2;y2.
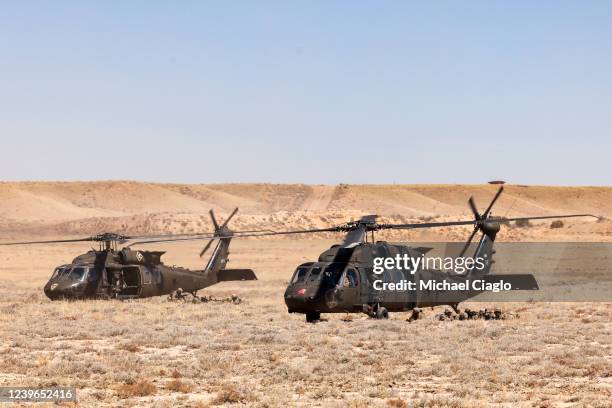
284;284;325;311
44;279;85;300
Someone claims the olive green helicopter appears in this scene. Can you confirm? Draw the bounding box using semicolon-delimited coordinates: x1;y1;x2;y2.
0;208;259;300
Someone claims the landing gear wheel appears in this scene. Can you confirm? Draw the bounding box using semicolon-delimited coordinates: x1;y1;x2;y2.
375;307;389;320
306;312;320;323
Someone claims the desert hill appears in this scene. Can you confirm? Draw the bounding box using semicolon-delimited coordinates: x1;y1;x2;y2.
0;181;610;241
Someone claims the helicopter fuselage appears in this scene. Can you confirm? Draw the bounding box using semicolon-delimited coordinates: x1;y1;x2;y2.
43;247;255;300
283;240;513;322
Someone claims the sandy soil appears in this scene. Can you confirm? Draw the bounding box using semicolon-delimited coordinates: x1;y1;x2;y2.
0;238;610;407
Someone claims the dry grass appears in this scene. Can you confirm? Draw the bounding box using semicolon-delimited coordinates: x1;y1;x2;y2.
116;379;157;397
210;383;252;405
0;239;610;407
386;397;408;407
165;379;193;393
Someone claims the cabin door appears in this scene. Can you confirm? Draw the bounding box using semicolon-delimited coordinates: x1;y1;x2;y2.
339;268;360;311
107;267;141;297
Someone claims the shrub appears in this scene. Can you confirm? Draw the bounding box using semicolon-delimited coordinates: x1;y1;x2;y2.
387;398;408;408
165;379;193;393
117;379;156;397
211;383;253;405
515;219;531;228
117;343;141;353
550;220;564;229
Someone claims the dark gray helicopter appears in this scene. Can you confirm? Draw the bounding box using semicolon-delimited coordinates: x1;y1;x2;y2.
0;209;257;300
139;186;595;322
280;187;595;321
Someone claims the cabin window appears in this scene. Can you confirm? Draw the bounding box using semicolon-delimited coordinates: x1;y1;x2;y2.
142;268;152;284
291;267;309;284
343;269;358;287
69;267;87;281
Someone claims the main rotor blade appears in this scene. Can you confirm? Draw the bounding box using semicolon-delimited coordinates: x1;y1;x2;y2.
127;227;274;242
128;226;342;245
0;237;95;246
221;207;239;229
381;213;597;230
0;227;276;247
124;213;598;247
127;233;218;246
482;186;504;218
501;214;598;223
209;209;220;230
233;226;342;237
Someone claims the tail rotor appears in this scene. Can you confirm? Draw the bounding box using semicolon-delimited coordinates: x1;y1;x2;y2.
459;187;504;257
199;208;238;258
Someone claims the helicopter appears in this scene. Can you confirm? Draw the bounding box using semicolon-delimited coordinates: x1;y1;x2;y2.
0;208;257;300
280;186;596;321
139;186;596;322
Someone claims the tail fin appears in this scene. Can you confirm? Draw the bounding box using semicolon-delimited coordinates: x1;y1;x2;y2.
203;235;233;274
467;228;497;278
200;208;239;277
202;233;258;281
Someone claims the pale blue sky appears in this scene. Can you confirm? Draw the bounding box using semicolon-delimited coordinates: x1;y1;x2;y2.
1;1;610;185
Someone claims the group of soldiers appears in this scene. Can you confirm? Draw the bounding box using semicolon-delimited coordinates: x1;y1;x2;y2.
167;288;242;305
435;307;517;321
407;307;517;322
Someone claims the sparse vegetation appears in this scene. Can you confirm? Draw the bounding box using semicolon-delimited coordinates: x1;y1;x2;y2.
0;239;609;407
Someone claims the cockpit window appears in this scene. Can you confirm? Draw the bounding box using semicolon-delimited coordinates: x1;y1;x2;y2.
291;267;309;284
69;267;87;281
308;267;322;282
51;267;69;280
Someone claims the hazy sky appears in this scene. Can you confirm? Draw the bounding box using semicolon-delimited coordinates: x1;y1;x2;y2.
1;1;610;185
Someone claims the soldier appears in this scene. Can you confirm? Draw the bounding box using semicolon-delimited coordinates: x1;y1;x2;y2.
408;308;421;322
112;271;126;297
175;287;186;301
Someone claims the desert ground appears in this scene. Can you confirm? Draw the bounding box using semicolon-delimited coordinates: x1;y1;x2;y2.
0;182;610;407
